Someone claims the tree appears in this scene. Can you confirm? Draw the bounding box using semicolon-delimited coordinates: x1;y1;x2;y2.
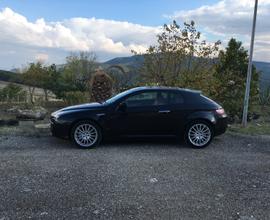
0;83;26;102
63;51;98;92
22;62;44;104
90;70;113;103
106;65;132;92
133;20;220;87
39;65;53;101
213;38;259;118
23;62;64;102
43;64;62;100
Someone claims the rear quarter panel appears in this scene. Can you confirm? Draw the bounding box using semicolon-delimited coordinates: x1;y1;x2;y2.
186;110;217;126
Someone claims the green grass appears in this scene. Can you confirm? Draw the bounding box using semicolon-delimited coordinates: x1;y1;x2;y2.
228;104;270;136
229;122;270;135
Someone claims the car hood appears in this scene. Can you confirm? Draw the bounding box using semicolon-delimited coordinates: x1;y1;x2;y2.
55;102;105;114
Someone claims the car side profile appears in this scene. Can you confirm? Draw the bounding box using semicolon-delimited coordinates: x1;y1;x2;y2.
50;87;227;148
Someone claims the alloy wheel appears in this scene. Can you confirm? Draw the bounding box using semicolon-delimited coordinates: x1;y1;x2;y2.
74;123;98;147
188;123;211;147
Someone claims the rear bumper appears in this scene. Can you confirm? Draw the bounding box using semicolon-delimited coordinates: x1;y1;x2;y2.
214;116;228;136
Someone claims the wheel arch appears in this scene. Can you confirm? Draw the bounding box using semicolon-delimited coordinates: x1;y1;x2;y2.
185;111;216;131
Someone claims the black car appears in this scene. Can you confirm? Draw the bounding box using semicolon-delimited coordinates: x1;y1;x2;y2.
51;87;227;148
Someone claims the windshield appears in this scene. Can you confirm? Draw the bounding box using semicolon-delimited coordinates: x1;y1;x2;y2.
104;89;132;104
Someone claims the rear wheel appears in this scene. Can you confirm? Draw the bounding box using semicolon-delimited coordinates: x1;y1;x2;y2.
71;121;102;148
185;120;213;148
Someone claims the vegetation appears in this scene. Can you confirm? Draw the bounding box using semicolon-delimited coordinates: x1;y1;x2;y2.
22;62;46;104
213;38;259;118
90;70;113;103
229;123;270;135
62;52;98;92
259;86;270;109
62;91;89;105
0;83;26;102
132;21;261;120
132;20;220;89
106;65;131;92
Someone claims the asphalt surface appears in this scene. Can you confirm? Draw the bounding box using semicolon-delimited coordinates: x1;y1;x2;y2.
0;134;269;220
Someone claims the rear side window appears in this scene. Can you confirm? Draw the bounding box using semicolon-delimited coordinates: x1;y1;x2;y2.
186;93;220;108
184;93;203;103
169;92;184;104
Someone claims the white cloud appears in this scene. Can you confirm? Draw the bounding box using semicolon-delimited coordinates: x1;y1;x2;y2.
35;53;49;62
1;3;270;70
0;8;159;57
169;0;270;62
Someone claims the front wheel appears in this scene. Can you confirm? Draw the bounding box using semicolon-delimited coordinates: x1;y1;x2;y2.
71;121;102;148
185;120;213;148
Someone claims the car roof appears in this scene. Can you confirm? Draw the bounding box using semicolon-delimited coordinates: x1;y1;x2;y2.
128;86;201;94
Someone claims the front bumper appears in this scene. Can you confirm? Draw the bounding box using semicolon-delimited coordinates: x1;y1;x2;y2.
50;117;70;138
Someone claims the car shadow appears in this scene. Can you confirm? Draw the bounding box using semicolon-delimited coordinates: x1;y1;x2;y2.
100;136;189;149
49;135;189;150
49;135;226;150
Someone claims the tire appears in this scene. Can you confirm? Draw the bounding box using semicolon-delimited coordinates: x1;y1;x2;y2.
185;120;213;148
71;120;102;148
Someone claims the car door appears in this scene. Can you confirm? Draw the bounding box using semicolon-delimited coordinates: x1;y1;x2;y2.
154;90;187;135
108;91;160;136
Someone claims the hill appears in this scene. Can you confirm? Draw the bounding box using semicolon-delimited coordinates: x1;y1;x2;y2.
1;56;269;91
103;56;270;91
0;69;23;84
103;55;144;68
254;61;270;91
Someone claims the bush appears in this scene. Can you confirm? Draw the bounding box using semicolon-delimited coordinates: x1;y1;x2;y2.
63;91;89;105
0;83;27;102
90;70;113;103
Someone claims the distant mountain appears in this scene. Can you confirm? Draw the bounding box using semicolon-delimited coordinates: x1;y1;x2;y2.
103;56;270;91
253;61;270;91
0;69;23;84
1;55;270;92
103;55;144;68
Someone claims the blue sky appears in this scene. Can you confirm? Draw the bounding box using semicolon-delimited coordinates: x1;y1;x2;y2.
0;0;219;25
0;0;270;70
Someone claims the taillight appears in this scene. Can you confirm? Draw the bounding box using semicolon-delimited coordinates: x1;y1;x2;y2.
216;108;225;115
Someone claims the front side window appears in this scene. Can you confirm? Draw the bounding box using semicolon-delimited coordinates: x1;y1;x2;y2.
124;91;169;107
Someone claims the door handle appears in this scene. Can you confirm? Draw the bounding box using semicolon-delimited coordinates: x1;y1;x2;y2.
158;110;170;113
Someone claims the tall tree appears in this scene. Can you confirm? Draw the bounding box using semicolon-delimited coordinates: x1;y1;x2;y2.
213;38;259;118
22;62;44;103
42;64;62;101
133;20;220;87
63;51;98;92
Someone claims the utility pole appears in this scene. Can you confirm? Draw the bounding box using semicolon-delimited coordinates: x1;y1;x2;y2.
242;0;258;127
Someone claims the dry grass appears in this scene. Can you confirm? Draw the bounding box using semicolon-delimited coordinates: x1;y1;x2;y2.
229;121;270;136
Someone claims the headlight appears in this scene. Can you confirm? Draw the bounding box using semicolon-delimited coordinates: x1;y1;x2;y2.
51;111;61;121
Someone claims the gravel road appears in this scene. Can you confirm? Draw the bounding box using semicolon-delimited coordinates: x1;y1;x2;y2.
0;134;269;220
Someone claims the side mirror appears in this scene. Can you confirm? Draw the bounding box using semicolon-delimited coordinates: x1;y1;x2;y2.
117;102;127;112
